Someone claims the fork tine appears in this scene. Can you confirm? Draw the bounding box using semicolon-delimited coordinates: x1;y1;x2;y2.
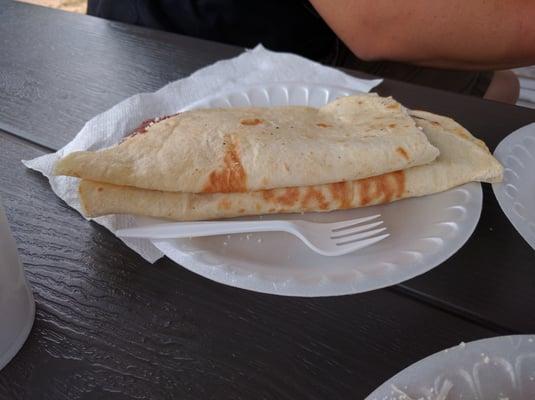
334;227;387;245
330;214;381;231
330;220;383;239
334;233;390;255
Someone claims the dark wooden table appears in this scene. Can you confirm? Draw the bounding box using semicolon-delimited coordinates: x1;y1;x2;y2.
1;1;534;399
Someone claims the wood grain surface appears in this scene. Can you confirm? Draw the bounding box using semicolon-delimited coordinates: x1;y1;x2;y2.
377;84;535;332
2;1;535;333
0;0;240;150
0;131;499;399
2;1;535;397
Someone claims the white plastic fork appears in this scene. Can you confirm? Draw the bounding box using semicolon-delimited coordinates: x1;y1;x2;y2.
116;214;389;256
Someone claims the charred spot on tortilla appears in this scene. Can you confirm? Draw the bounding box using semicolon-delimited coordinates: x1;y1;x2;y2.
275;188;300;207
302;187;328;210
412;115;441;127
453;128;470;139
203;137;247;193
240;118;263;126
262;190;275;201
396;147;410;160
316;123;332;128
358;171;405;206
261;188;299;207
329;182;352;209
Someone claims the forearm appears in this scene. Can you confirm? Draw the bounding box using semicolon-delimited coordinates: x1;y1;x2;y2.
309;0;535;70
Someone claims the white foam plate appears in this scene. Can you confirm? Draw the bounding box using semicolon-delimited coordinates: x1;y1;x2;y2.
366;335;535;400
0;199;35;370
493;123;535;251
147;83;482;297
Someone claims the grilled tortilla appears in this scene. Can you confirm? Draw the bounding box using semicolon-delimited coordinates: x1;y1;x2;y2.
76;111;503;221
54;94;439;193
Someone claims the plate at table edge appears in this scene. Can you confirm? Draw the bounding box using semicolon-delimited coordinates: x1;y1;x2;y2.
492;122;535;251
141;82;483;297
366;335;535;400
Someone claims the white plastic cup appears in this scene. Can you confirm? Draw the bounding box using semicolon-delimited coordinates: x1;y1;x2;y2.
0;196;35;370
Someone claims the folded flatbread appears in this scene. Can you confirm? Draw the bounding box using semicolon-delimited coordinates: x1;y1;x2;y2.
54;94;439;193
77;111;503;221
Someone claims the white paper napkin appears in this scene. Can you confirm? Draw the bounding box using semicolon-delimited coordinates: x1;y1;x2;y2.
23;45;382;263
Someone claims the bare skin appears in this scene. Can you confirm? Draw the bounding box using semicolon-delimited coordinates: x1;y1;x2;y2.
309;0;535;69
309;0;532;103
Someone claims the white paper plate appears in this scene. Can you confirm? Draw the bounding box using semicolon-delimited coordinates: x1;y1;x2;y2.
0;199;35;370
366;335;535;400
493;123;535;251
149;83;482;297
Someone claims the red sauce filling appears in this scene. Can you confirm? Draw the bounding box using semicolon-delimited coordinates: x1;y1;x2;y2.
122;112;180;141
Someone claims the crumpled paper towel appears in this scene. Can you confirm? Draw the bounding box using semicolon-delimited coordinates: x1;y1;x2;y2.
23;45;382;263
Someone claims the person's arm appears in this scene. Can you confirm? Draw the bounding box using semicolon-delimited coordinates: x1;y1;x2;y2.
309;0;535;70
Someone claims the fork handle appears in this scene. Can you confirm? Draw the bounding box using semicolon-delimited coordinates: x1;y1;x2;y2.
116;220;292;239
